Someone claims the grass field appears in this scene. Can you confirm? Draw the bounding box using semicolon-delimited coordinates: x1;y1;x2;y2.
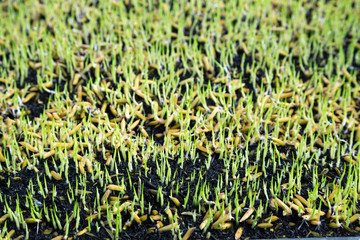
0;0;360;239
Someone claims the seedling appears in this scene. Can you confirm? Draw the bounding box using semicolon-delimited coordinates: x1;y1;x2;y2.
0;0;359;239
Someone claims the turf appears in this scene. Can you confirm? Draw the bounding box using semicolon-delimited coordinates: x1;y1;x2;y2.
0;0;360;239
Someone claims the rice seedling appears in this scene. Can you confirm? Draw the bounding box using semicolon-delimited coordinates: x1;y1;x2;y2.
0;0;359;239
